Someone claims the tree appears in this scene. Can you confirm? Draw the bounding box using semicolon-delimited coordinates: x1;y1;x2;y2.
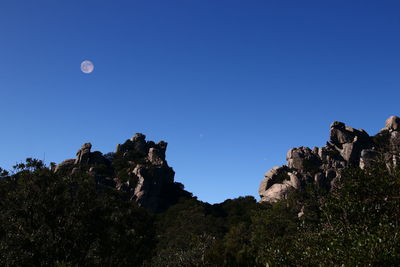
0;159;155;266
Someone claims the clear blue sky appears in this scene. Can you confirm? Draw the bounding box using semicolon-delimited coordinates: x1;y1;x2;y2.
1;0;399;203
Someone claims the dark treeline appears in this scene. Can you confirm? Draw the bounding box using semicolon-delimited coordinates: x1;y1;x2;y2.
0;159;399;266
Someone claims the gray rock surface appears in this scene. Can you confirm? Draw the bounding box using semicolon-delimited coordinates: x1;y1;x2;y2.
259;116;399;203
132;164;175;211
75;143;92;165
54;159;75;173
148;148;165;166
54;133;186;213
385;116;400;131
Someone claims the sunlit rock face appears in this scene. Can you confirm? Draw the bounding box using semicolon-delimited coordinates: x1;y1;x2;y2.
259;116;400;203
54;133;191;213
385;115;400;131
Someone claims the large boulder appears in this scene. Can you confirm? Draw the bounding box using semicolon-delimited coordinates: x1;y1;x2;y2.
330;121;353;145
329;122;371;166
259;164;301;203
54;159;75;173
75;143;92;165
260;166;289;190
54;134;187;213
385;116;400;131
258;117;400;204
132;164;175;212
259;172;300;203
147;148;165;166
130;133;148;155
287;147;321;172
260;183;292;203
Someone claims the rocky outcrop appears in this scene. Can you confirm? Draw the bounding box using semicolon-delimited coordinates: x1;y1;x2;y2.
259;166;300;202
259;116;400;203
75;143;92;165
385;115;400;131
55;143;110;173
131;163;175;211
54;133;191;212
54;159;75;173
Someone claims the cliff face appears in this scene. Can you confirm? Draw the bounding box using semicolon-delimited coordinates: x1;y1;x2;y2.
259;116;400;203
52;116;400;210
54;133;191;212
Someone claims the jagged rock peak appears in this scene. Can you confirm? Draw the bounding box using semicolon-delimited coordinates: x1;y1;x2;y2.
330;121;345;129
115;133;168;166
54;134;190;213
75;143;92;165
259;116;400;203
131;133;146;142
385;115;400;131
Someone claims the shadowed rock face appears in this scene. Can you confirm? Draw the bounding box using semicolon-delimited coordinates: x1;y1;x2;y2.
54;133;191;213
259;116;400;203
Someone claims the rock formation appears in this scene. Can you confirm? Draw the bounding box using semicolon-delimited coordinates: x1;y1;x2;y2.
75;143;92;165
54;133;191;212
259;116;400;203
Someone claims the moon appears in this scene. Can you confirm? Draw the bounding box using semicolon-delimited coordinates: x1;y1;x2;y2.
81;60;94;74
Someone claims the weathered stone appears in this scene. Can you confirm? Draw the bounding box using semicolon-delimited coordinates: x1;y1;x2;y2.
287;172;300;189
130;133;147;154
317;147;329;161
287;147;310;169
147;148;165;166
390;131;400;149
132;164;175;212
341;142;357;163
54;159;75;173
385;116;400;131
75;143;92;165
265;166;289;187
258;167;300;203
260;183;292;203
116;144;121;153
330;121;345;129
132;132;146;142
330;127;354;145
259;117;395;203
54;134;186;213
287;147;321;172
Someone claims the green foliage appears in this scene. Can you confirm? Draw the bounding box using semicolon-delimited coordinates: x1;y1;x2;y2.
250;200;299;266
1;158;400;266
0;159;155;266
303;165;400;265
147;199;219;266
147;197;261;267
205;197;261;267
250;164;400;266
12;157;45;172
